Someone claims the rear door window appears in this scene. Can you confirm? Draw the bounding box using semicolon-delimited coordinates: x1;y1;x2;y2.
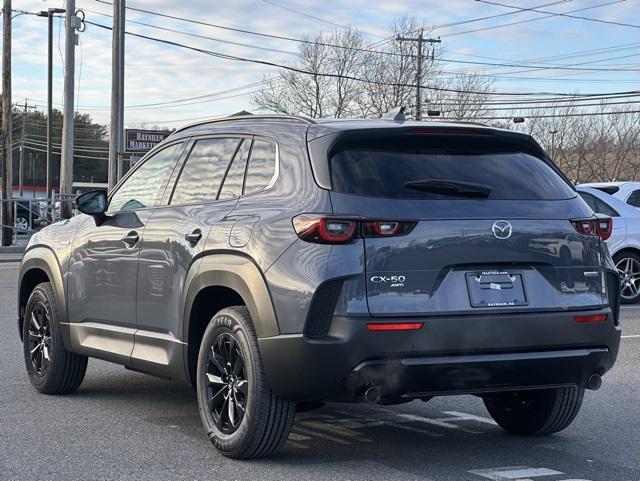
329;136;575;201
244;139;277;195
171;138;241;205
219;139;250;201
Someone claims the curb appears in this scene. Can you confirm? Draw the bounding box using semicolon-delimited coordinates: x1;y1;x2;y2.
0;247;26;254
0;257;22;264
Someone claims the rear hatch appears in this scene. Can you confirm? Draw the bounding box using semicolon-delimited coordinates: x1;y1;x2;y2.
323;126;605;317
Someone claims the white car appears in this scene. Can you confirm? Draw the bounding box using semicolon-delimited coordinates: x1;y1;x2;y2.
577;185;640;303
580;181;640;209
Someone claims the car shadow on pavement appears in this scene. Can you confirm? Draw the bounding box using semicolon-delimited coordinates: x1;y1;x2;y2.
63;368;640;480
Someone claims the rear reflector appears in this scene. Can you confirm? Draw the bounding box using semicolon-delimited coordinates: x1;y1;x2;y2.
574;314;608;324
367;322;424;331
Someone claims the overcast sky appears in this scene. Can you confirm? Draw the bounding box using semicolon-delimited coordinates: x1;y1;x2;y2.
7;0;640;127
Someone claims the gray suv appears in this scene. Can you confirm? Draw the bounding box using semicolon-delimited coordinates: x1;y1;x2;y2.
17;115;621;459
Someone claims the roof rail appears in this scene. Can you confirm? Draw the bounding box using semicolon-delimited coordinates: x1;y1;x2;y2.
173;114;315;135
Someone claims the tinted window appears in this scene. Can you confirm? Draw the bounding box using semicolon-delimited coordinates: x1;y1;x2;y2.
109;142;184;212
244;140;277;195
219;139;250;201
330;137;575;201
627;190;640;207
596;198;619;217
579;192;619;217
171;138;241;205
579;192;598;212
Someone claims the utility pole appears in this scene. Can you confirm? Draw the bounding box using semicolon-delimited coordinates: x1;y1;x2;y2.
60;2;77;219
1;0;13;246
397;30;441;121
18;99;36;197
109;0;125;189
38;8;65;202
550;129;559;160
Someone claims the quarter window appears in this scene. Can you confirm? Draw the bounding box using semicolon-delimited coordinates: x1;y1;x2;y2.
626;190;640;207
579;192;619;217
109;142;184;212
171;138;241;205
244;140;277;195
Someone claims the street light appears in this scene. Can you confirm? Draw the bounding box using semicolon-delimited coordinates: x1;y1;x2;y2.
37;8;65;203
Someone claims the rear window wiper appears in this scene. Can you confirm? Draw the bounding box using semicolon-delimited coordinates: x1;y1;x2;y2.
403;179;492;198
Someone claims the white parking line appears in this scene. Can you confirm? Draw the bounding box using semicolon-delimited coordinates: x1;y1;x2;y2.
443;411;498;426
397;413;481;434
469;466;564;480
622;334;640;339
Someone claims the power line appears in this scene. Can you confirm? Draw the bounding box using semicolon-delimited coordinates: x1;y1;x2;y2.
433;92;640;106
438;99;640;111
440;0;628;37
82;8;298;55
85;20;640;97
432;0;572;29
461;109;640;120
475;0;639;29
84;2;638;72
259;0;386;39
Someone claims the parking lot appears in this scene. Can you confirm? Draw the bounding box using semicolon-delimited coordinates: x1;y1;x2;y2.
1;261;639;481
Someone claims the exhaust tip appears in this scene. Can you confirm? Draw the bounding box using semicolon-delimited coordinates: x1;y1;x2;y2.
363;386;382;404
587;373;602;391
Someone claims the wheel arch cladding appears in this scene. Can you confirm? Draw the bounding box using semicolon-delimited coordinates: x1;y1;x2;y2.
18;248;66;342
182;253;278;348
182;254;280;386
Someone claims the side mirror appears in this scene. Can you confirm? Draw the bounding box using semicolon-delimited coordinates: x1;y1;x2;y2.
76;189;108;216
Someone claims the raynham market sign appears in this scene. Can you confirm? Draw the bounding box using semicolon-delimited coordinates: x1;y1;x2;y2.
125;129;171;153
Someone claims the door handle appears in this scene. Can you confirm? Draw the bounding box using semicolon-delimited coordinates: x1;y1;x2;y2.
185;229;202;245
121;231;140;248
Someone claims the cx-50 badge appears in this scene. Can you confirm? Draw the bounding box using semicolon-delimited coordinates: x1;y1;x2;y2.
492;220;512;240
370;275;406;288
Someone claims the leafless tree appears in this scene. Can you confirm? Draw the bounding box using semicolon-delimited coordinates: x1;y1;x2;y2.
429;72;495;121
252;16;457;119
252;30;363;118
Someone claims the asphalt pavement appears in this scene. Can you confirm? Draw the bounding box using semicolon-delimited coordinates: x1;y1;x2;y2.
1;261;639;481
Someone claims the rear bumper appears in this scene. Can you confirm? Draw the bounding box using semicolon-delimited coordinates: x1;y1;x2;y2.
258;310;621;401
347;348;610;400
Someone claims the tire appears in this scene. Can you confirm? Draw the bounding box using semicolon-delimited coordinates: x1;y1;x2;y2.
15;216;29;232
196;306;295;459
483;387;584;436
23;282;88;394
613;251;640;304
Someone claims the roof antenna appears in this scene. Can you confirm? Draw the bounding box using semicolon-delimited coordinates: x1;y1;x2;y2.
381;106;406;123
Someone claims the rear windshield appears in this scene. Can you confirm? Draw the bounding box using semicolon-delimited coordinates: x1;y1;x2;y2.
329;136;576;201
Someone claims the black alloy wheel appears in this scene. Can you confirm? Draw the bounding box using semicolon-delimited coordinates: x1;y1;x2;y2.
205;333;248;434
27;301;53;375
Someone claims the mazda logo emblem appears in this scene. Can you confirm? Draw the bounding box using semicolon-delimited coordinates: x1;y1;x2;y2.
492;220;512;239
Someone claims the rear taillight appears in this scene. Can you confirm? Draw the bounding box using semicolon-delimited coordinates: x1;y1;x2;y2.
293;215;416;244
293;216;358;244
571;217;612;241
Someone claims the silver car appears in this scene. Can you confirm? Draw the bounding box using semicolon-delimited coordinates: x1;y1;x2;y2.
581;181;640;209
578;185;640;303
